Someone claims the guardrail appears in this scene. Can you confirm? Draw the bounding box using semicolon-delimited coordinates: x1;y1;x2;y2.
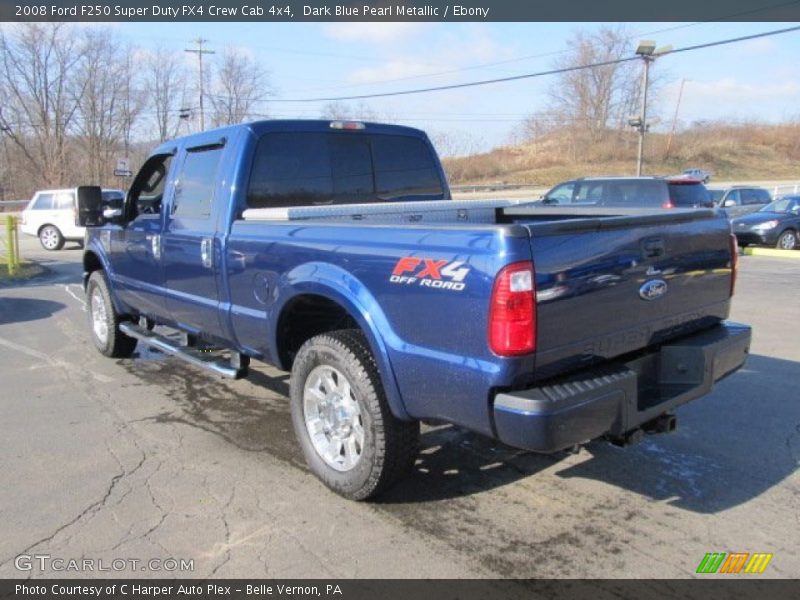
2;215;21;275
450;183;538;194
0;200;28;213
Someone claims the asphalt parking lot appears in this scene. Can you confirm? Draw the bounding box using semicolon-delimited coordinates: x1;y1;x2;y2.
0;234;798;579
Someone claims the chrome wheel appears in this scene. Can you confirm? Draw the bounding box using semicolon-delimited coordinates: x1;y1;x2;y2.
40;226;61;250
777;231;797;250
90;287;109;345
303;365;365;472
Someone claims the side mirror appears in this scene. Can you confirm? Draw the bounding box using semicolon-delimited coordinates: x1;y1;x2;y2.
723;199;736;207
77;186;104;226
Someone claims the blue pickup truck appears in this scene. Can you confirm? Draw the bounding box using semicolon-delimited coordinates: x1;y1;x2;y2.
78;120;751;500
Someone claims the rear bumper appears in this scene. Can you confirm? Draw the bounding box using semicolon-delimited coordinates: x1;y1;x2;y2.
492;322;751;452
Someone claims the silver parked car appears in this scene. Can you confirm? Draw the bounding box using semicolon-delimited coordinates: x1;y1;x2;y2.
708;186;771;219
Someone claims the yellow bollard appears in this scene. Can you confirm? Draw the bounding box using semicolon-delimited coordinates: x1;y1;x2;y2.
5;215;16;276
13;215;20;272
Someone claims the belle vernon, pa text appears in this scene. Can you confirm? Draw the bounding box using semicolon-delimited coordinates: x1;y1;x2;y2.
17;584;343;597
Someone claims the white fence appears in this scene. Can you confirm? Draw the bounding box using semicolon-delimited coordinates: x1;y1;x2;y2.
771;183;800;198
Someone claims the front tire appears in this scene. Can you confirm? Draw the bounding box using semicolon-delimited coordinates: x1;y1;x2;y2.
290;330;419;500
86;271;138;358
776;229;797;250
39;225;64;251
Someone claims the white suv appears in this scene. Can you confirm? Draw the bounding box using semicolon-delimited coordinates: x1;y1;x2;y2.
20;188;125;250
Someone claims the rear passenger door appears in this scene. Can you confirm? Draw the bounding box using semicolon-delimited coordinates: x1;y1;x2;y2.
162;137;227;339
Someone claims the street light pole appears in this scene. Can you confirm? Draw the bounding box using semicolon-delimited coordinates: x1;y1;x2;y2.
632;40;671;177
636;54;651;177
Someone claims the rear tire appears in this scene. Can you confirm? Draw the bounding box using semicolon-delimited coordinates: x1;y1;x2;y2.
86;271;138;358
776;230;797;250
289;329;419;500
39;225;64;251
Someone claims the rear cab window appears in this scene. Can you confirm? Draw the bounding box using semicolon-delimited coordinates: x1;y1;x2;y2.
668;182;710;207
246;131;445;209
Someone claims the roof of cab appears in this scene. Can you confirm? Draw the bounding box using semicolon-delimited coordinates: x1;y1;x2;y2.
151;119;428;156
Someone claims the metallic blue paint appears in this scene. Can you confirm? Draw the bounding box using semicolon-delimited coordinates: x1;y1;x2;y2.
83;119;740;448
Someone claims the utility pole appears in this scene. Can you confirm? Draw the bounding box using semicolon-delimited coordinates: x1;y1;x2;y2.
185;38;215;131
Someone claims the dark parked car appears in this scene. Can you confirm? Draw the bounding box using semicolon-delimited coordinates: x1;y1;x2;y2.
541;176;713;209
731;196;800;250
708;186;771;218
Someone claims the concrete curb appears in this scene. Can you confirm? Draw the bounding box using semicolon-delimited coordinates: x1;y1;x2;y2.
743;247;800;258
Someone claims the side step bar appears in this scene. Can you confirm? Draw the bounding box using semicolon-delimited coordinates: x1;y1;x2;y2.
119;322;249;379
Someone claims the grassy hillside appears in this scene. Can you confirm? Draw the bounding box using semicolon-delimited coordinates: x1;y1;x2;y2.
442;123;800;187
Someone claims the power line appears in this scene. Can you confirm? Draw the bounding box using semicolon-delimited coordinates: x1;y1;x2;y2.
280;22;713;96
266;1;800;97
269;25;800;103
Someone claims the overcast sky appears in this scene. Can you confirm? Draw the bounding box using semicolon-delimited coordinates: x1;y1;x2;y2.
7;21;800;150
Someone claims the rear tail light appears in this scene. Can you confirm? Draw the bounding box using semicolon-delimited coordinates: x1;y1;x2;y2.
488;261;536;356
729;233;738;297
661;200;675;209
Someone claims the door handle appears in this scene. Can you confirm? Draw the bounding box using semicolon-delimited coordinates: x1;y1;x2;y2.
149;234;161;260
641;238;665;259
201;238;213;268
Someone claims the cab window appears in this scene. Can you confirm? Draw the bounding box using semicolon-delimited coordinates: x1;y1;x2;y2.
127;154;174;219
173;147;224;219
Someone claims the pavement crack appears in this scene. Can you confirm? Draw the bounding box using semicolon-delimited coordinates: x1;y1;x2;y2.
0;451;145;569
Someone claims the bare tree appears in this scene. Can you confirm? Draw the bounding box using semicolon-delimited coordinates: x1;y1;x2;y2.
73;29;137;184
547;26;640;141
319;101;381;122
144;48;187;142
117;47;145;159
208;48;272;126
429;129;485;158
0;23;85;187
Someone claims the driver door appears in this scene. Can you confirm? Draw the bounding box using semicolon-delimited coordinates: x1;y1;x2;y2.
109;152;175;321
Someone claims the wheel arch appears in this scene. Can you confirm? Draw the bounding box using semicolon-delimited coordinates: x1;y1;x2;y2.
37;223;61;236
272;265;409;421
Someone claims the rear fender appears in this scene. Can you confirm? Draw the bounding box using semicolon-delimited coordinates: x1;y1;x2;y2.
271;262;409;421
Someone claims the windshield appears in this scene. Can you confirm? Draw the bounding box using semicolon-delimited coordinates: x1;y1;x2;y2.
708;190;724;204
760;198;800;213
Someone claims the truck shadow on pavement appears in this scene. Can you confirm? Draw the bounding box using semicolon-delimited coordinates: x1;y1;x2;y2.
127;351;798;513
0;297;66;325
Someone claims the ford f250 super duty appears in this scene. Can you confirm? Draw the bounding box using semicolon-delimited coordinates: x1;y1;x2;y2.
77;120;751;500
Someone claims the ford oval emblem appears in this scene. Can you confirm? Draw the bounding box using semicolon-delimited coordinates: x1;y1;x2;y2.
639;279;668;301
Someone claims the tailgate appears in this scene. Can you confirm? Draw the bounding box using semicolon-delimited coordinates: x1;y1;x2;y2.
504;207;735;380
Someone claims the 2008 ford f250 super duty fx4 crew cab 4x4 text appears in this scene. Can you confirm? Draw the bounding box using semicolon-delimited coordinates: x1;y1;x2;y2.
77;120;751;500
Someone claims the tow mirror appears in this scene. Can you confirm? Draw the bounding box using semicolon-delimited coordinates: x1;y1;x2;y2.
77;186;104;226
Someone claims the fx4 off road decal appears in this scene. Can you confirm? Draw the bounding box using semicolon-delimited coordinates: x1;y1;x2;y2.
390;257;470;292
